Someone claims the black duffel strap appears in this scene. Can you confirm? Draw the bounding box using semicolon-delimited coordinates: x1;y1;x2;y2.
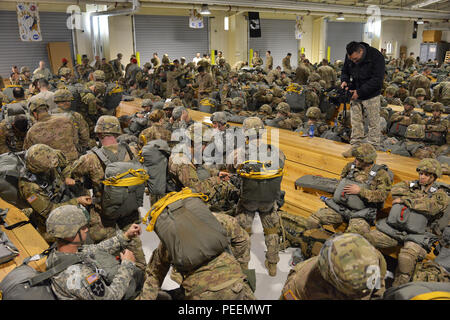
28;255;81;287
0;208;32;230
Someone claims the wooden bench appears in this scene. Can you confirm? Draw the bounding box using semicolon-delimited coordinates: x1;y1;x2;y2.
388;104;445;119
0;199;48;282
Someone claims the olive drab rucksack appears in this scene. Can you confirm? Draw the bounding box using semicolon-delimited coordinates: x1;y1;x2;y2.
142;188;230;273
90;143;149;221
198;97;218;114
140;139;171;197
383;282;450;300
295;175;340;195
104;82;124;111
66;83;84;112
0;151;30;209
0;226;19;265
285;83;307;113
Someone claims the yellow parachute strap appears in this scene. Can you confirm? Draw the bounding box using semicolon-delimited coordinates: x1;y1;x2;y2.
142;188;209;232
237;160;284;180
200;98;215;107
286;84;303;94
138;134;148;163
101;168;149;187
410;291;450;300
6;85;22;88
108;81;123;95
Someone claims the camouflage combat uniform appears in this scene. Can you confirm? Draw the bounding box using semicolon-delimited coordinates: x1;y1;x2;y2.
409;74;431;100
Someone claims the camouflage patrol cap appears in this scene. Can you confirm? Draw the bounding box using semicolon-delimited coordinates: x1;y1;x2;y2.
403;96;417;107
20;66;30;73
416;158;442;178
308;72;321;83
25;144;59;173
163;101;175;110
172;106;186;121
259;104;272;114
141;99;153;108
432;102;444;113
353;143;377;163
58;67;72;77
29;98;49;113
305;106;321;120
318;233;387;298
93;70;105;81
276;102;290;115
242;116;264;135
94;115;121;135
385;86;398;96
414;88;426;97
46;205;88;239
53;89;74;103
210;111;228;124
405;124;425;140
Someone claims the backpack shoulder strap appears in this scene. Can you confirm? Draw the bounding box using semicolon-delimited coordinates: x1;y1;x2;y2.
90;146;112;167
366;163;390;185
120;142;135;161
28;254;81;287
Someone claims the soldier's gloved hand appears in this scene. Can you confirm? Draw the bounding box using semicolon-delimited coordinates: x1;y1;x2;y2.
125;224;142;239
120;249;136;263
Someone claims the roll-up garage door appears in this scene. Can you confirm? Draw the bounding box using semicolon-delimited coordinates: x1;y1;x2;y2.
134;15;209;65
326;21;364;63
0;10;73;78
248;19;298;70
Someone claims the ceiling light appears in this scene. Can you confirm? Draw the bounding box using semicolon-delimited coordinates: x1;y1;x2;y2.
200;4;211;15
417;18;424;24
224;16;229;30
336;13;345;20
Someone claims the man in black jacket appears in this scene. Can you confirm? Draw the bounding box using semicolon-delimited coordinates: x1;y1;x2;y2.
340;41;385;157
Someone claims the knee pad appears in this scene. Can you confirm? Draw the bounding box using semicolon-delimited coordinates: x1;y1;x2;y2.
397;246;421;275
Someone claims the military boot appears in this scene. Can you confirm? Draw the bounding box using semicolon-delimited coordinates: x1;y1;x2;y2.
265;260;277;277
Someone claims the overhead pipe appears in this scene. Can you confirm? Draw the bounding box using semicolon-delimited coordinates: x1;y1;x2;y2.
90;0;140;16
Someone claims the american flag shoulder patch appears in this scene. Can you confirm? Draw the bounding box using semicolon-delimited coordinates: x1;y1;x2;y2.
86;273;100;285
27;195;38;204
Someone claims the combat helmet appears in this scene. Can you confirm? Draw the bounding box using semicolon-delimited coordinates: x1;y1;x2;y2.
403;96;417;108
186;122;213;144
242;116;264;135
414;88;426;97
259;104;272;114
94;115;121;135
405;124;425;140
308;72;321;83
416;158;442;178
172;106;186;121
276;102;290;115
318;233;387;298
385;86;398;96
431;102;444;113
141;99;153;108
353;143;377;163
210;111;228;124
29;98;49;113
232;97;245;108
25;144;59;174
93;70;105;81
46;205;88;239
53;89;74;103
305;107;321;120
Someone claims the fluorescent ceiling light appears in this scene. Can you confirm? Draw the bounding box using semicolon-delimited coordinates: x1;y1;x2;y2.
224;16;229;30
336;13;345;20
200;4;211;15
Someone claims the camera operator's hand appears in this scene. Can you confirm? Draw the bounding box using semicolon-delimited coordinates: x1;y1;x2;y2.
350;90;359;100
341;81;348;89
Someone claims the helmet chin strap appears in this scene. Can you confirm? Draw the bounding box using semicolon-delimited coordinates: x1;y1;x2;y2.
59;229;85;246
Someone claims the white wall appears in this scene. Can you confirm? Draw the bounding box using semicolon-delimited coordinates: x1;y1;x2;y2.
380;19;424;59
108;15;134;63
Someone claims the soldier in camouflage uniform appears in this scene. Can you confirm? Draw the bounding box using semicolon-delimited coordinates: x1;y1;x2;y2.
19;66;32;88
389;96;424;137
266;102;302;130
191;66;214;99
281;233;387;300
425;102;449;147
306;144;392;235
0;102;31;154
45;205;143;300
365;159;449;287
70;116;147;271
433;81;450;106
138;109;172;148
251;51;263;67
137;211;254;300
282;53;293;74
409;71;431;100
110;53;124;80
212;58;231;82
384;86;403;106
220;72;243;102
257;104;275;122
80;81;108;136
295;107;328;137
52;89;91;154
170;106;194;131
23;99;80;163
100;58;116;83
321;110;351;143
389;124;436;159
18;144;92;242
294;62;311;86
414;87;427;109
76;57;95;82
317;60;337;90
227;117;286;277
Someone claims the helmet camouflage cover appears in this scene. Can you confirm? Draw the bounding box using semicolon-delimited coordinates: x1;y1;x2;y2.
187;122;213;144
431;102;444;113
25;144;59;174
416;158;442;178
53;89;74;102
94;115;121;135
58;67;72;76
242;116;264;135
29;98;49;113
305;106;321;120
259;104;272;114
46;205;88;239
405;124;425;140
414;88;426;97
276;102;290;115
318;233;387;298
93;70;105;81
210;111;228;124
353;143;377;163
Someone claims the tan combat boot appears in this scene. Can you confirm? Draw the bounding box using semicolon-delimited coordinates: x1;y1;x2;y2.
265;260;277;277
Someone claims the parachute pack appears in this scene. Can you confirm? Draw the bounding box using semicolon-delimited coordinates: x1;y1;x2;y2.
0;151;30;209
285;83;307;113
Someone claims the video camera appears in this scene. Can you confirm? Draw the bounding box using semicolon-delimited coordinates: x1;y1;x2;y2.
326;86;353;106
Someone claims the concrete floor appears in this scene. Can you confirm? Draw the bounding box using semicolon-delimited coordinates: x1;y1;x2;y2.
138;196;296;300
